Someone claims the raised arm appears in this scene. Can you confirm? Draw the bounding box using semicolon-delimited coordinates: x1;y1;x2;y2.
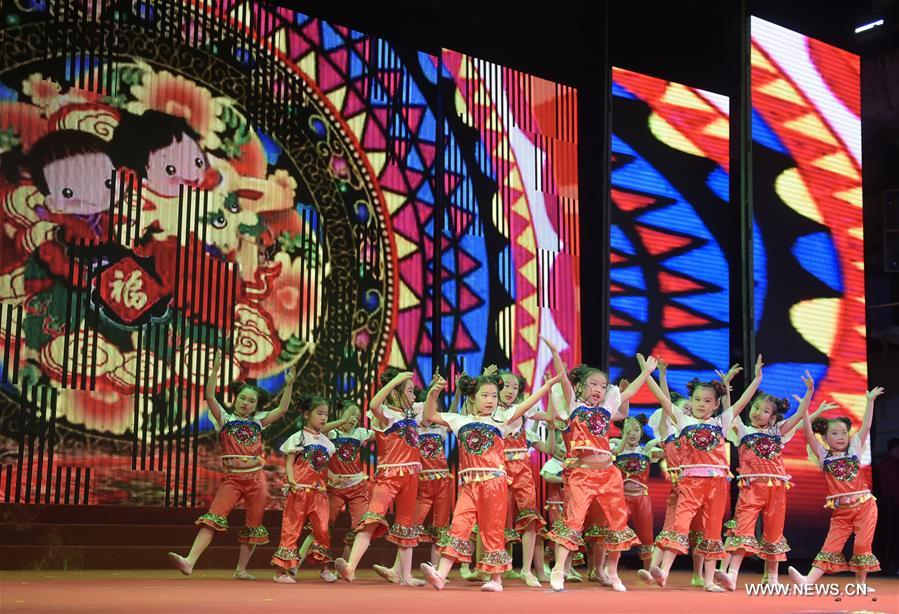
205;350;226;425
260;366;296;427
321;403;355;434
620;354;659;403
541;335;573;410
858;387;885;443
424;374;449;427
530;423;556;455
730;355;764;418
448;372;465;414
658;358;671;406
369;370;413;424
505;373;564;423
639;355;675;423
715;363;742;410
803;400;836;461
782;370;814;435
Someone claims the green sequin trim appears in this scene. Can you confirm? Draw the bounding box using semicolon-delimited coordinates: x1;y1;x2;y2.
273;546;299;561
308;543;332;561
724;519;736;529
504;528;520;542
655;530;689;548
343;529;357;545
430;526;450;542
197;513;228;529
515;507;540;521
239;525;269;538
814;551;847;565
849;553;879;567
437;533;473;557
584;525;606;538
549;519;585;546
638;544;655;557
759;537;790;554
688;529;703;545
604;527;637;545
358;511;388;526
479;549;513;566
725;535;761;551
695;538;724;554
389;523;420;539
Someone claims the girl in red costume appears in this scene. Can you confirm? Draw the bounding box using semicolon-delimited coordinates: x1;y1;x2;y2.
611;415;662;571
542;336;658;593
646;355;763;592
272;396;345;583
335;368;423;585
494;368;552;587
420;372;562;592
717;372;815;589
788;386;885;588
167;351;295;579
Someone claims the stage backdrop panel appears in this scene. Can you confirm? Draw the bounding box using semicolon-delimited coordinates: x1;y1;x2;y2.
609;66;732;526
750;16;867;553
0;1;580;509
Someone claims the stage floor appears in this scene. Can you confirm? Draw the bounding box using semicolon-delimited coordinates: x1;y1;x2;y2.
0;569;896;613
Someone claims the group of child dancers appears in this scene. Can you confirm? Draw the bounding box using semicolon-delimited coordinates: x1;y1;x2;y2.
166;337;884;593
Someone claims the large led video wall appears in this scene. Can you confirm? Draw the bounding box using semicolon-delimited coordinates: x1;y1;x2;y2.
0;1;580;508
750;16;866;551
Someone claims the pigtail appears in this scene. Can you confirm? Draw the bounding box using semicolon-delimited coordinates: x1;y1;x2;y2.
228;381;272;408
380;366;402;387
685;378;702;397
811;416;829;435
686;378;726;399
457;374;477;397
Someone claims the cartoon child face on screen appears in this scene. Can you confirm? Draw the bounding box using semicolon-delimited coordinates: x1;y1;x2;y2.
7;130;116;216
110;110;208;198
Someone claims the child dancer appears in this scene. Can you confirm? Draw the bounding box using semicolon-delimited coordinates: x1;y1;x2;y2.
647;355;763;591
717;372;814;589
297;400;372;580
788;387;885;588
532;420;562;582
167;352;295;579
420;372;562;592
542;337;658;593
373;390;453;583
612;415;662;571
495;369;550;587
326;401;374;559
272;396;338;583
335;368;422;585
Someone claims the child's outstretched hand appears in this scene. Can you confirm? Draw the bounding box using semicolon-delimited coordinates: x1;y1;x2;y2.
284;366;296;385
716;363;742;384
483;364;498;377
657;357;668;373
866;387;885;402
811;400;839;419
395;371;414;386
540;335;558;352
754;354;764;378
639;354;659;372
800;370;814;393
212;349;223;370
430;373;448;394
